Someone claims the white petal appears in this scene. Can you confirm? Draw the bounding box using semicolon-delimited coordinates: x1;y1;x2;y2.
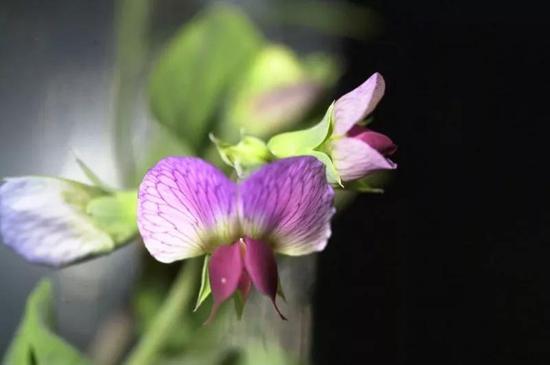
0;177;114;267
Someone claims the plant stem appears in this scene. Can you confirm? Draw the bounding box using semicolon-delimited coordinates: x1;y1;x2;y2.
123;260;199;365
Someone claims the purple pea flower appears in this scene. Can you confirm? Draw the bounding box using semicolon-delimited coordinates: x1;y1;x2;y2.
137;156;334;320
331;73;397;181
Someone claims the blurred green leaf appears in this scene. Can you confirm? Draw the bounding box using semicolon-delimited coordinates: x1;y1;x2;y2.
149;4;263;150
136;123;194;182
3;280;91;365
193;255;212;312
86;190;138;244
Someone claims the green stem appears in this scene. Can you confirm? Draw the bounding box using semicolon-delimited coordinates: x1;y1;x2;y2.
124;260;199;365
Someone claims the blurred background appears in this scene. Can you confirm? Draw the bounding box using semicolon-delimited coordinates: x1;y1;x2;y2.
1;0;549;364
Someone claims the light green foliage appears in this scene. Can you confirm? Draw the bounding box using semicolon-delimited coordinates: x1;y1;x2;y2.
3;280;91;365
223;45;339;138
149;4;263;150
86;190;138;245
210;134;272;177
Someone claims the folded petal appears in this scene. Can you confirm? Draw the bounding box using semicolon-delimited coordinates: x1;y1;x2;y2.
137;157;238;263
239;157;335;256
333;73;385;136
0;177;114;267
331;137;397;182
206;242;244;324
243;238;286;319
208;243;244;304
348;126;397;156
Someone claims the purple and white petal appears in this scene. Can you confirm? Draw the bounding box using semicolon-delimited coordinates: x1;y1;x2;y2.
331;137;397;182
0;177;113;267
333;73;385;136
137;157;238;263
239;157;335;256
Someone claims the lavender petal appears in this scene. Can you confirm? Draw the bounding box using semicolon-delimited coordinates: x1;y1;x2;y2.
137;157;238;263
239;157;335;256
333;73;385;136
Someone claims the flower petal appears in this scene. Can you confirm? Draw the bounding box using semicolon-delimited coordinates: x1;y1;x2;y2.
239;156;335;256
206;242;244;324
333;72;385;136
348;126;397;156
137;157;238;263
243;238;286;319
0;177;114;267
331;137;397;182
208;243;243;304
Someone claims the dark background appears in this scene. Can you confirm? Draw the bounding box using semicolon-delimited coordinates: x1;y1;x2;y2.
315;1;550;364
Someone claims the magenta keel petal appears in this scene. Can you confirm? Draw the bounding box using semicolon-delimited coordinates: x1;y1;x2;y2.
243;238;286;320
348;126;397;156
208;243;244;304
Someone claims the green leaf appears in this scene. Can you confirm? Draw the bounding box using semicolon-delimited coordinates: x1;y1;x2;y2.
74;157;113;193
193;255;212;312
86;190;138;244
267;102;334;157
3;280;91;365
149;4;263;150
135;122;195;184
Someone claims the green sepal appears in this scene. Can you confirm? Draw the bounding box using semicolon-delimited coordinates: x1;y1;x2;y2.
277;277;287;302
267;102;334;157
233;291;247;320
345;179;384;194
267;103;341;185
305;150;342;186
3;280;91;365
86;190;138;245
75;157;113;193
193;255;212;312
210;133;272;178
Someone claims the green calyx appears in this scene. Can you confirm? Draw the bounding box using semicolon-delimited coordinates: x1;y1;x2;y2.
267;102;342;185
210;133;273;178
